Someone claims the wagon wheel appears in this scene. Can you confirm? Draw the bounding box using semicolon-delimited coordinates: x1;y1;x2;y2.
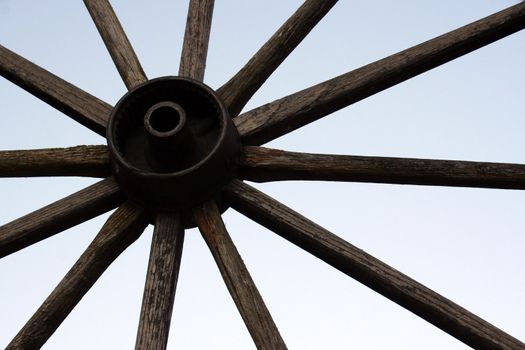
1;1;524;349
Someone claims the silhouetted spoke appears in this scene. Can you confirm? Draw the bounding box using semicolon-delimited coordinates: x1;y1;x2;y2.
0;145;109;178
240;146;525;190
84;0;147;89
224;180;525;350
0;177;123;258
217;0;338;117
194;201;287;350
135;212;185;350
234;2;525;145
0;45;111;136
179;0;214;81
6;201;147;350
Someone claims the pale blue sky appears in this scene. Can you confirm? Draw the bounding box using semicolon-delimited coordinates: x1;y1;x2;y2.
1;1;524;349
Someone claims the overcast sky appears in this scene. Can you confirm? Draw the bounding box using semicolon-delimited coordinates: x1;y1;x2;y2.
1;1;524;349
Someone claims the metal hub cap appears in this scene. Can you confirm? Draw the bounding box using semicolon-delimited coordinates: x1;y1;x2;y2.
107;76;240;211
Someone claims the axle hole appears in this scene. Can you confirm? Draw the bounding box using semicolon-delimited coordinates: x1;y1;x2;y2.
149;106;181;133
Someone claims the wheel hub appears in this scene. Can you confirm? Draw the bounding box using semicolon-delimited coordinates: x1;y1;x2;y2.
107;76;240;212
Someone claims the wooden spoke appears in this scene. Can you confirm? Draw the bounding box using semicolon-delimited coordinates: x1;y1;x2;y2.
0;145;109;178
135;212;185;350
84;0;147;89
6;201;147;350
0;45;111;136
234;3;525;145
0;177;123;258
179;0;214;81
194;201;287;350
224;180;525;350
240;146;525;190
217;0;338;117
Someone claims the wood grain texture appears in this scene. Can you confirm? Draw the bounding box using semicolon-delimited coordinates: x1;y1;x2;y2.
234;2;525;145
224;180;525;350
0;44;111;136
217;0;337;117
194;201;287;350
6;201;148;350
135;212;184;350
84;0;147;89
0;177;123;258
240;146;525;190
0;145;109;178
179;0;214;81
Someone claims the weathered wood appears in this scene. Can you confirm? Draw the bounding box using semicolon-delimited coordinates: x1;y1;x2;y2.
135;212;184;350
234;2;525;145
240;146;525;190
194;201;287;350
0;177;123;258
6;201;148;350
0;44;111;136
224;180;525;350
217;0;337;117
0;145;109;178
84;0;147;89
179;0;214;81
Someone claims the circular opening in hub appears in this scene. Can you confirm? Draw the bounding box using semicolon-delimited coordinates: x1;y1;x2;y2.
144;101;186;137
150;106;180;132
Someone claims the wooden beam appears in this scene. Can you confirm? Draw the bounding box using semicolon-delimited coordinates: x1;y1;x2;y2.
0;177;123;258
0;44;111;136
0;145;109;178
224;180;525;350
135;212;185;350
179;0;214;81
217;0;338;117
6;201;148;350
194;201;287;350
234;2;525;145
84;0;147;89
240;146;525;190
